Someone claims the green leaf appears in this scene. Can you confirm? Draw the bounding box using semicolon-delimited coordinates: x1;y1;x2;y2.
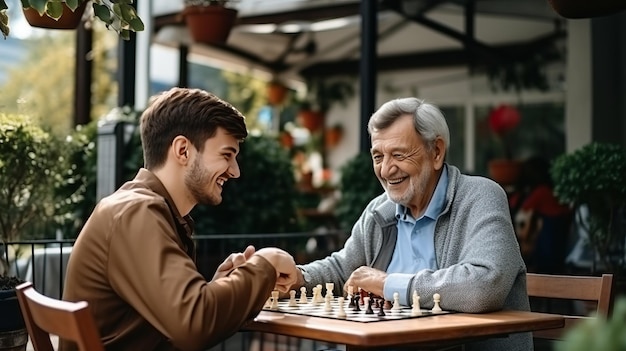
120;28;129;40
46;2;63;19
129;17;143;31
29;0;48;15
0;1;7;10
0;11;8;39
65;0;79;11
92;3;111;24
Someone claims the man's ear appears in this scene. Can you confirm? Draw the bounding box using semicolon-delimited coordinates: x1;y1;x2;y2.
433;137;446;170
172;136;189;164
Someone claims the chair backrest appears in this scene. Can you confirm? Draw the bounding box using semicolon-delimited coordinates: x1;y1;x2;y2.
526;273;614;340
15;281;104;351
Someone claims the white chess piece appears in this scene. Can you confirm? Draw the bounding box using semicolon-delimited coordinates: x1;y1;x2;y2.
288;290;298;307
316;284;324;303
325;282;334;299
411;290;422;315
432;293;442;313
392;292;402;313
337;297;347;318
324;293;333;312
299;286;308;304
264;296;272;309
270;290;280;310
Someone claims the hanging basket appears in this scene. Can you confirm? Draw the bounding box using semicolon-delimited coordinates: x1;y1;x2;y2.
22;1;87;30
182;5;238;45
297;109;324;132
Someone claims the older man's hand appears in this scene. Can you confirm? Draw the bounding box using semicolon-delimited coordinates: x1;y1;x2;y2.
344;266;387;297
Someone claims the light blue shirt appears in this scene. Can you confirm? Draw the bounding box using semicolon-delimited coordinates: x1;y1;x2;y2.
383;165;448;305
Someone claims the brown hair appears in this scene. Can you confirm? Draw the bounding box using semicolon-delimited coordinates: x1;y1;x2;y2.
140;87;247;170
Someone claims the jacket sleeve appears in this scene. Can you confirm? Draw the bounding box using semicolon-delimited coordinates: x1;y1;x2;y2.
107;199;277;351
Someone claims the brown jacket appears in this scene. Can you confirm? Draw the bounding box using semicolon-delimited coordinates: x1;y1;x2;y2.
60;169;276;351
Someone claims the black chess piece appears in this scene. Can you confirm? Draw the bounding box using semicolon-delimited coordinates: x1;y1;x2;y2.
353;294;361;312
365;296;374;314
378;301;386;317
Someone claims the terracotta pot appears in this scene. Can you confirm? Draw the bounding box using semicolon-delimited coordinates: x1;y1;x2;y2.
267;82;288;106
183;5;238;45
279;131;294;148
23;1;87;30
488;159;521;186
297;109;324;132
325;127;343;148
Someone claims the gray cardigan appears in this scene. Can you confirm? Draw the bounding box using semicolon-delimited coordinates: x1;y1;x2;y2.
300;164;532;351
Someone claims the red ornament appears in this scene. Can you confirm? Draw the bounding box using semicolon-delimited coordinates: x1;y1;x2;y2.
488;105;521;135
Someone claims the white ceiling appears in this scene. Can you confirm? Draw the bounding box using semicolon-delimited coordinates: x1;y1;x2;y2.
152;0;565;80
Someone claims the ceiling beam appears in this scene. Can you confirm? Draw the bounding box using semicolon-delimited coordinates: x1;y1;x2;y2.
300;31;565;77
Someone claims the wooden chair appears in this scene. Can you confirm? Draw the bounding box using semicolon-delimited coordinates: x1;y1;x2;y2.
15;281;104;351
526;273;614;340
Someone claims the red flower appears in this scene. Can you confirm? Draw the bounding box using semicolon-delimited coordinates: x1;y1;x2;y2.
488;104;521;135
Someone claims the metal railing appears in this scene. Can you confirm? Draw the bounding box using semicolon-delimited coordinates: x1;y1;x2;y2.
1;230;348;351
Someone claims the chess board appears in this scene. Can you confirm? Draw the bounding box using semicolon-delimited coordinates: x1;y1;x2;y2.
263;298;452;323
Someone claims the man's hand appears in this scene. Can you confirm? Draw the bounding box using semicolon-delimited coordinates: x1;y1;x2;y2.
344;266;387;297
254;248;298;293
212;245;255;281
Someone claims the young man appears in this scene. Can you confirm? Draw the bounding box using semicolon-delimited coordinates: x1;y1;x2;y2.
61;88;298;351
293;97;532;351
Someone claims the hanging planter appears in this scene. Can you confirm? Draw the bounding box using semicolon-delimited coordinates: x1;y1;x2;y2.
182;4;238;45
297;109;324;132
22;1;87;30
266;80;289;106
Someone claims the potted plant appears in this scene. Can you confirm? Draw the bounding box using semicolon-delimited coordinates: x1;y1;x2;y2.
550;142;626;276
296;77;355;132
335;152;383;230
556;296;626;351
0;0;145;40
0;275;27;351
324;123;343;149
182;0;238;45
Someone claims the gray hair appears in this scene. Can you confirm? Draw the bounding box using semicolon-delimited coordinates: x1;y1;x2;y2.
367;97;450;152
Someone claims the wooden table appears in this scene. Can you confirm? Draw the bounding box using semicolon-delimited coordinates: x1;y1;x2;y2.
244;309;564;350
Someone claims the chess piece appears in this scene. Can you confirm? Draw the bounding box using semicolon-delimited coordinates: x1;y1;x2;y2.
311;286;320;305
337;297;347;318
288;290;298;307
392;292;402;312
325;282;335;299
353;294;361;312
299;287;308;304
432;293;442;313
270;290;279;310
365;296;374;314
348;286;355;308
324;293;333;312
264;296;272;309
411;290;422;316
383;300;393;310
316;284;324;303
377;300;386;317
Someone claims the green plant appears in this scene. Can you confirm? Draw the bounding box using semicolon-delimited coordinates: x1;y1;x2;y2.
301;77;355;114
0;113;65;245
550;142;626;274
0;0;145;40
556;296;626;351
191;134;301;234
335;152;383;230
